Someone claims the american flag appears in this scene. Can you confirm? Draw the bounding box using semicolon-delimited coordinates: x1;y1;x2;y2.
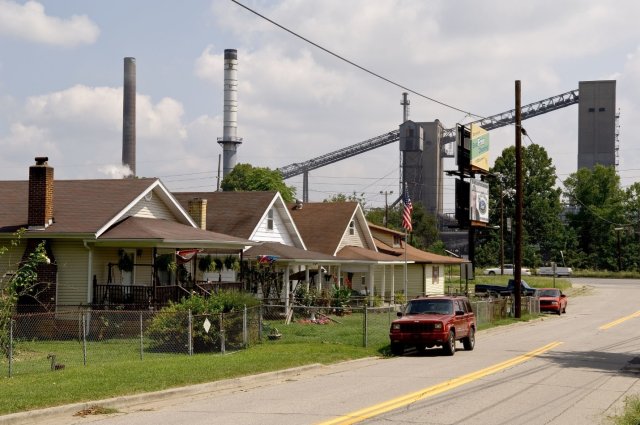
402;186;413;232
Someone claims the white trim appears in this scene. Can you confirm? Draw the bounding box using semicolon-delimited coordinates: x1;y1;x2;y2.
95;180;197;238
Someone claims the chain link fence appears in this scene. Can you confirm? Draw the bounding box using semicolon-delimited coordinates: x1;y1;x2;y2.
3;297;540;377
4;306;261;377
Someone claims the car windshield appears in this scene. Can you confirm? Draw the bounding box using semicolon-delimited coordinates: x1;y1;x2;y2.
538;289;560;297
406;299;453;315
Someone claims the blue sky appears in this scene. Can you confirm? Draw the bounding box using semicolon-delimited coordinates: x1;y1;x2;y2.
1;0;640;212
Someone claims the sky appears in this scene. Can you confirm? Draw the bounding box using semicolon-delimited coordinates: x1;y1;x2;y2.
1;0;640;213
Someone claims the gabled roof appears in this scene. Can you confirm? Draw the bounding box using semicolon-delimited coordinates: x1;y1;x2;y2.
288;202;377;255
97;216;253;249
0;178;169;235
336;245;406;264
244;242;338;263
173;191;305;248
374;238;468;265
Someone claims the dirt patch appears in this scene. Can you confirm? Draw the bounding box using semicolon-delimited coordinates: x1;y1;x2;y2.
73;405;118;417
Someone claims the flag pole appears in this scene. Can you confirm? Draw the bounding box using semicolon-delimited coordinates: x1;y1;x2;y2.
404;227;408;302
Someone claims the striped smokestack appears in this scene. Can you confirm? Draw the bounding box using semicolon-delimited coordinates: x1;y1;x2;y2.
217;49;242;178
122;57;136;177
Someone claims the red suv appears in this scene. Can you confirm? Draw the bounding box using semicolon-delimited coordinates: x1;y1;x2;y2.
389;296;476;356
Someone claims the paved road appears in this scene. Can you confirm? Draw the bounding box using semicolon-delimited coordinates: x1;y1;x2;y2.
6;278;640;425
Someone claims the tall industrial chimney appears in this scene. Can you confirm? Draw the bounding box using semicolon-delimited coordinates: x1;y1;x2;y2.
217;49;242;178
122;57;136;177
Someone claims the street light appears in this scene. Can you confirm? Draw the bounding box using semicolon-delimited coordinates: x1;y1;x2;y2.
380;190;393;227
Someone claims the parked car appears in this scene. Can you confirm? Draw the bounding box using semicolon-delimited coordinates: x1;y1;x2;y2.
474;279;538;297
537;266;572;277
389;296;476;356
538;288;567;315
483;264;532;275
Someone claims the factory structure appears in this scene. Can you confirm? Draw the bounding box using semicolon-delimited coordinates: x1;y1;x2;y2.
119;52;618;258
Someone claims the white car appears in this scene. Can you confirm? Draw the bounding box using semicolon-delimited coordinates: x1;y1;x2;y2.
483;264;532;276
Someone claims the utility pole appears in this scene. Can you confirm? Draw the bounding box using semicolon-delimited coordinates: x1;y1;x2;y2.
380;190;393;227
500;182;505;276
514;81;523;318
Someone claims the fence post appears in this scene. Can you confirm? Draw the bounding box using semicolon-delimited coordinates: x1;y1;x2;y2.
363;307;368;348
220;313;226;354
258;304;263;342
188;310;193;356
82;311;87;366
8;318;13;378
243;305;248;348
139;311;144;360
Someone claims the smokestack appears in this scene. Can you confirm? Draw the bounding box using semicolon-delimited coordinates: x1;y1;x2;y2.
217;49;242;179
123;57;136;177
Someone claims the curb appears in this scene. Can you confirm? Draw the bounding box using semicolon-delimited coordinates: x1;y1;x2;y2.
0;363;326;425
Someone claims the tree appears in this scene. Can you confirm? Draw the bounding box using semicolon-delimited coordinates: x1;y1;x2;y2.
366;202;441;252
1;231;50;357
563;165;626;270
476;144;574;268
221;163;296;202
323;192;366;208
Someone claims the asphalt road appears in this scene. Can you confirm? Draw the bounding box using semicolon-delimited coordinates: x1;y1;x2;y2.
7;278;640;425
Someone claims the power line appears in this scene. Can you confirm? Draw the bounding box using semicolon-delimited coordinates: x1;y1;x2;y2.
230;0;484;119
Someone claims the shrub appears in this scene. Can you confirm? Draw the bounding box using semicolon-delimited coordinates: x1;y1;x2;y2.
146;292;259;352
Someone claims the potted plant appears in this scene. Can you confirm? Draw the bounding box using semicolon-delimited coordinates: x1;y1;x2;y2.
224;255;240;272
267;327;282;340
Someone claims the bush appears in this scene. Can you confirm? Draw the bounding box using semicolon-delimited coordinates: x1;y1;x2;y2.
146;292;259;352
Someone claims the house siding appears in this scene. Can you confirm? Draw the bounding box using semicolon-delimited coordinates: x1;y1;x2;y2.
0;239;25;277
128;191;177;220
338;220;367;251
253;208;295;245
53;240;89;310
376;264;444;298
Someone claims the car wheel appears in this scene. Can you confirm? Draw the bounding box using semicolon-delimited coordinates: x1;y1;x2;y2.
488;271;496;276
442;330;456;356
462;327;475;351
562;305;567;314
557;307;562;316
390;343;404;356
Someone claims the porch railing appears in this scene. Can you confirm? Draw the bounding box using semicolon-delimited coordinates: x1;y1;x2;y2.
93;281;243;309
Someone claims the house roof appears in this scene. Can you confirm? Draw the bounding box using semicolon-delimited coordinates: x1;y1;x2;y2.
0;178;160;235
244;242;339;263
288;201;376;255
98;216;253;249
373;238;468;265
336;245;406;264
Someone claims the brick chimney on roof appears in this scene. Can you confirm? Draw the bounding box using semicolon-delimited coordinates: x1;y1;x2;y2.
28;157;54;230
188;198;207;230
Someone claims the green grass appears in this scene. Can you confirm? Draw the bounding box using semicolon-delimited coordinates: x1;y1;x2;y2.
609;396;640;425
0;341;383;415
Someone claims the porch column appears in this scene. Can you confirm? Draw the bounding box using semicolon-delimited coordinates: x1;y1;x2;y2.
317;265;322;292
381;265;386;305
305;267;310;292
337;265;341;288
368;264;375;307
391;265;396;304
284;266;290;315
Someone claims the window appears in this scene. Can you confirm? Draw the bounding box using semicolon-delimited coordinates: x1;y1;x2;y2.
349;220;355;235
267;209;274;230
599;107;606;112
393;235;401;247
588;107;595;112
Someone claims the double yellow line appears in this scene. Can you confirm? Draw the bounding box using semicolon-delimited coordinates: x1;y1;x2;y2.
317;341;563;425
599;310;640;330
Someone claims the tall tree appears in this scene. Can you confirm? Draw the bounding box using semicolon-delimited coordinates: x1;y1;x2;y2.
221;163;296;202
476;144;572;267
366;203;442;252
563;165;626;270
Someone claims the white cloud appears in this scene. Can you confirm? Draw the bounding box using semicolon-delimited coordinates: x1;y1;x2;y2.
0;0;99;47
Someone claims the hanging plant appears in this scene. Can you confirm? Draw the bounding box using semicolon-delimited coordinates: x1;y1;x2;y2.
156;254;177;273
213;257;224;272
224;255;240;271
198;255;216;273
117;249;134;272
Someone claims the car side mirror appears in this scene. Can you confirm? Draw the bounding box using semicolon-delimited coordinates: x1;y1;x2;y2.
560;294;566;298
455;310;464;316
397;312;403;317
